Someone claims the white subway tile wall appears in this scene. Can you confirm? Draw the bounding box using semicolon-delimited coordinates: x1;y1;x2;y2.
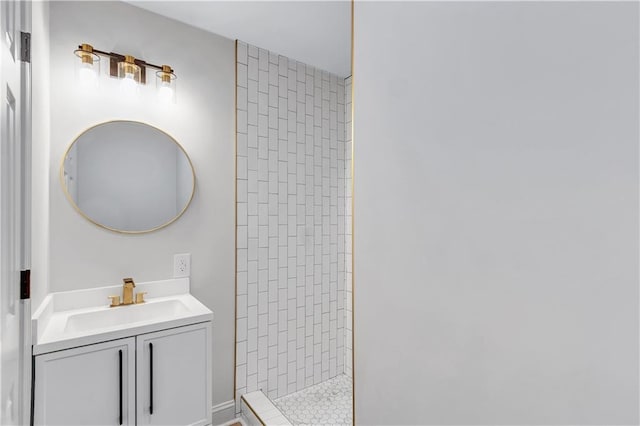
236;41;352;407
344;76;353;378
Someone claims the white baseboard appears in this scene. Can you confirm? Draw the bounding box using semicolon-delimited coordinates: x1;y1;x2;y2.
212;399;236;425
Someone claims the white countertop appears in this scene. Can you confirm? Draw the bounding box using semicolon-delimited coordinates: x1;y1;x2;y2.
32;278;213;355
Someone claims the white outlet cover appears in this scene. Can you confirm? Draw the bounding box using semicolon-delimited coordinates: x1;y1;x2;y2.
173;253;191;278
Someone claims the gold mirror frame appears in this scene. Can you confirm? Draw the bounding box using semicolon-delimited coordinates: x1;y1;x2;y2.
60;120;196;234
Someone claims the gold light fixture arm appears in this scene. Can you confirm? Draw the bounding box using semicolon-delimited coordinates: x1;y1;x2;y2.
75;43;96;65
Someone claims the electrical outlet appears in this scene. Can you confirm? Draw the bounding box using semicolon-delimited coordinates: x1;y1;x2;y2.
173;253;191;278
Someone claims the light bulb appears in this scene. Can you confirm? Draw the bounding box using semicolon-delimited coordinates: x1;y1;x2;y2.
78;61;96;87
158;80;174;103
120;72;138;95
74;45;99;90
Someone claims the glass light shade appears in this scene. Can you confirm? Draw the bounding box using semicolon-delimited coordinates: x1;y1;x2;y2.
156;65;177;103
74;44;100;89
118;55;141;96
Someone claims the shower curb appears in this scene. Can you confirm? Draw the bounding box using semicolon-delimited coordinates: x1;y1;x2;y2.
240;391;292;426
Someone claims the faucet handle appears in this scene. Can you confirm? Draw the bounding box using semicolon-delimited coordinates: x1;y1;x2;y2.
108;295;121;307
135;292;147;304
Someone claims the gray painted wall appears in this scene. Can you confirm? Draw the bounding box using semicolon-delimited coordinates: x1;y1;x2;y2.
354;2;639;424
46;1;235;420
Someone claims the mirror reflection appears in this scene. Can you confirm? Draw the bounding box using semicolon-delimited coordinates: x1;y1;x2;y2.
61;121;195;233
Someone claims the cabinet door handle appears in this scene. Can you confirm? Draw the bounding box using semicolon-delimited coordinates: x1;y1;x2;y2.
149;343;153;415
118;349;123;425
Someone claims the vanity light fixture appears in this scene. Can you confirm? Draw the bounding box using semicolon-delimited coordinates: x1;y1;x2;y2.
118;55;141;96
73;43;100;88
156;65;177;103
74;43;177;102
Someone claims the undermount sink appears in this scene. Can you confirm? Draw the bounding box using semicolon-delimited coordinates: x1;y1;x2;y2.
64;299;189;333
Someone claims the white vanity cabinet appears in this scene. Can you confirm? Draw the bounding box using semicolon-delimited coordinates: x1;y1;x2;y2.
32;279;214;426
33;321;212;426
136;323;212;426
34;338;136;426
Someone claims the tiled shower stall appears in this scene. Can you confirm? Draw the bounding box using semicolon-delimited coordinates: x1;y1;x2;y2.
235;40;353;420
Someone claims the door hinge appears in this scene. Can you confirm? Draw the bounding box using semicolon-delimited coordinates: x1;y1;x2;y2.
20;269;30;300
20;31;31;63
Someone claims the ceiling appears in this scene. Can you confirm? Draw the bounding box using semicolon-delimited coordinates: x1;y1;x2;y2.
126;1;352;77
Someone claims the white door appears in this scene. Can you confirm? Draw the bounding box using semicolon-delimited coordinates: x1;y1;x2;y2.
0;1;30;425
33;338;136;426
137;322;212;426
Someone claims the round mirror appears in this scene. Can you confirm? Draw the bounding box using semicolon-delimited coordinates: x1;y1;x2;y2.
61;121;195;233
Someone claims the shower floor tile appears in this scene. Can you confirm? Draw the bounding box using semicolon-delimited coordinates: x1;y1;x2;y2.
274;374;352;425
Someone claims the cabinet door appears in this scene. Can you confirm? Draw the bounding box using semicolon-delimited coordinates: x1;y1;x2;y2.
34;338;136;426
136;322;212;426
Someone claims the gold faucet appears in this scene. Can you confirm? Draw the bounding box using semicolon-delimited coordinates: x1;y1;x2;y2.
108;278;146;307
122;278;135;305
